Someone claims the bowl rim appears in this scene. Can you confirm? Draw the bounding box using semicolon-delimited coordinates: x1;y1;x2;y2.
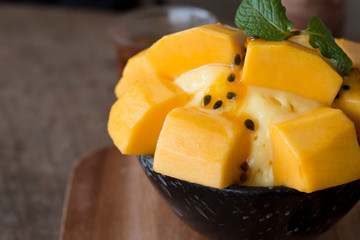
137;155;357;196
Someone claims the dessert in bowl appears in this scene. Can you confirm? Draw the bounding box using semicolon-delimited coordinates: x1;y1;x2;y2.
138;155;360;240
108;2;360;239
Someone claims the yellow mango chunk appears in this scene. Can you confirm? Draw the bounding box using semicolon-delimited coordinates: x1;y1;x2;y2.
242;40;342;105
174;64;233;94
270;107;360;193
154;108;250;188
114;50;155;98
336;38;360;68
108;75;187;155
146;24;246;79
289;35;312;49
333;69;360;139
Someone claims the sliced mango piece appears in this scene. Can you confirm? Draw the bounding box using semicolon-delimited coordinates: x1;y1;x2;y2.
174;64;233;94
289;35;312;49
108;75;187;155
115;50;155;98
147;24;246;79
154;107;250;188
270;107;360;193
333;69;360;139
336;38;360;68
242;40;342;105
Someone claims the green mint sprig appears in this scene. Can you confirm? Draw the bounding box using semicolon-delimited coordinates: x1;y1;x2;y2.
305;16;353;76
235;0;294;41
235;0;353;76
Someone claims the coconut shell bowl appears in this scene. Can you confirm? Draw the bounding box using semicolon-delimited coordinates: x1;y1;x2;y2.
138;155;360;240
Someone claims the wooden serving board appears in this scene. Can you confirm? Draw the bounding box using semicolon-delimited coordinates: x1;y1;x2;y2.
60;146;360;240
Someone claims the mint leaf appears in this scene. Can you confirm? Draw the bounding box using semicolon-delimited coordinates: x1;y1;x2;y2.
234;0;353;76
235;0;294;41
304;16;353;76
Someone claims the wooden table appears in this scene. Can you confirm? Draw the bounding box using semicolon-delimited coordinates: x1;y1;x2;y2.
0;4;118;240
1;4;360;240
60;146;360;240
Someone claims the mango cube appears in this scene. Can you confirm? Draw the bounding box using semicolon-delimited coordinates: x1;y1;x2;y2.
154;108;250;188
115;50;155;98
147;24;246;79
333;69;360;140
336;38;360;68
270;107;360;193
108;75;187;155
242;40;342;105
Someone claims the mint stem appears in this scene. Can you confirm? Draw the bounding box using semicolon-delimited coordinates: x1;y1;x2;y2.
283;30;301;40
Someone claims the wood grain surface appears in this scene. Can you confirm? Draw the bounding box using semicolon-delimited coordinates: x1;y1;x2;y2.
60;146;360;240
0;4;118;240
61;146;206;240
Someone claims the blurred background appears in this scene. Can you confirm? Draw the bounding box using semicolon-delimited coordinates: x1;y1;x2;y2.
1;0;360;36
0;1;360;240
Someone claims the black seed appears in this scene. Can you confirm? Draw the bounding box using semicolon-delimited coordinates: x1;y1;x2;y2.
240;173;248;182
226;92;237;100
213;100;223;109
227;73;236;82
202;95;211;106
342;84;350;90
233;54;241;65
244;119;255;131
240;162;249;171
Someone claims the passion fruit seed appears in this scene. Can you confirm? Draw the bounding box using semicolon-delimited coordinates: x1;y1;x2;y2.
244;119;255;131
240;173;248;182
342;85;350;90
202;95;211;106
227;73;236;82
213;100;223;109
240;162;249;171
226;92;237;100
233;54;241;65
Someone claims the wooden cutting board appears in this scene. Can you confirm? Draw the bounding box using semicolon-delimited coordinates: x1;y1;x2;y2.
60;146;360;240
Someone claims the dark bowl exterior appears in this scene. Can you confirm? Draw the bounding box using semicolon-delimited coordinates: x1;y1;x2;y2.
138;155;360;240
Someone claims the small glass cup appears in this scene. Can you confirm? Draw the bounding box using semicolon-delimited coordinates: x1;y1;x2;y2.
109;5;218;75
